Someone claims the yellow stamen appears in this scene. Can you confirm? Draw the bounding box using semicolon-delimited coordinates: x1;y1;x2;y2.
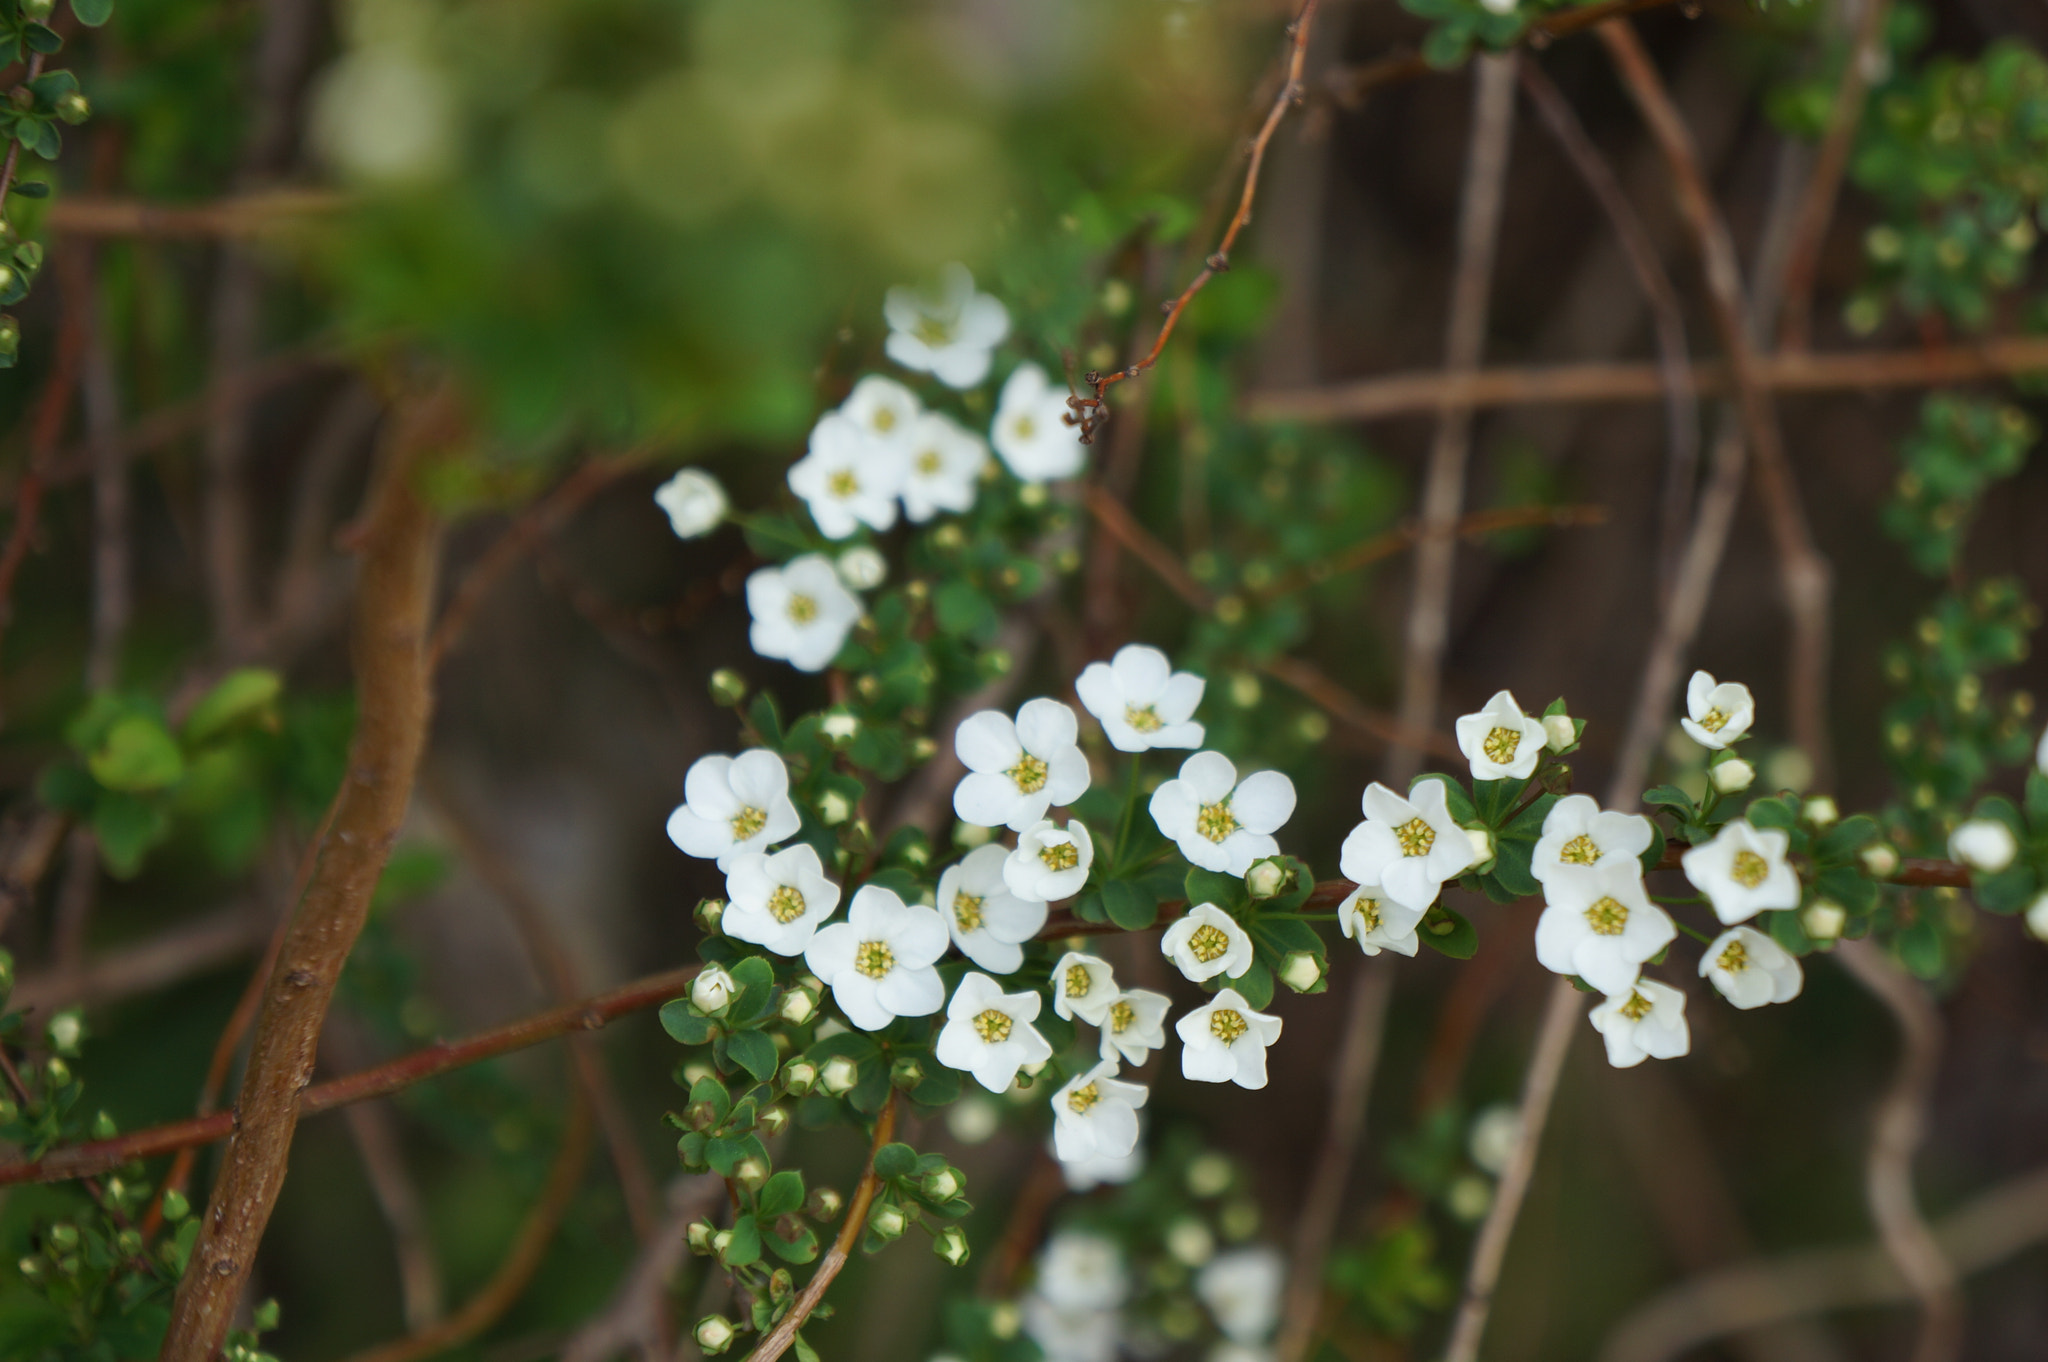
1066;1082;1099;1114
973;1008;1013;1043
1124;704;1163;733
1731;850;1769;888
1396;817;1436;857
1584;896;1629;935
1560;834;1599;865
1482;726;1521;766
854;941;894;978
766;885;806;924
786;594;819;624
952;892;984;933
730;806;767;841
1007;753;1048;794
1196;801;1238;843
1039;840;1079;873
1209;1009;1249;1044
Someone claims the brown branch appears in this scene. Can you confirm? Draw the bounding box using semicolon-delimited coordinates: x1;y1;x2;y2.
325;1017;446;1333
744;1091;899;1362
1254;503;1608;600
45;189;344;238
981;1151;1067;1297
1257;655;1465;762
0;54;47;213
562;1176;728;1362
11;902;273;1016
160;383;457;1359
0;810;71;939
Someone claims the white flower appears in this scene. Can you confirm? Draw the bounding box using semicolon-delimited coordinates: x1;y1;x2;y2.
1339;779;1478;915
788;412;907;540
1149;752;1296;875
835;546;887;590
1159;902;1254;983
1035;1232;1128;1312
1005;819;1094;903
838;374;921;443
1699;926;1803;1009
884;262;1011;389
900;411;989;522
952;699;1091;832
1051;1059;1148;1164
1542;714;1576;752
1075;644;1206;753
666;751;801;870
1949;818;2019;873
1681;820;1801;924
1534;857;1674;995
1589;980;1692;1068
2026;891;2048;943
803;886;949;1031
1052;951;1117;1025
1098;988;1171;1065
690;964;736;1014
935;972;1053;1093
1196;1246;1285;1344
1454;689;1549;782
1337;885;1425;957
938;844;1047;975
653;468;727;539
1531;794;1654;887
745;554;863;673
1059;1137;1145;1192
991;363;1086;483
1682;670;1756;750
1711;758;1756;794
1021;1299;1119;1362
721;844;841;956
1176;988;1283;1089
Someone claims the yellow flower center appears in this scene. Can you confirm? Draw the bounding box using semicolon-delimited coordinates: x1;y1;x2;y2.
1066;1082;1099;1114
1584;896;1629;935
854;941;894;978
1196;801;1238;843
1560;834;1599;865
1396;817;1436;857
730;806;767;841
915;449;943;475
1008;753;1049;794
1618;991;1653;1022
952;892;984;933
1731;849;1769;888
1124;703;1163;733
973;1008;1013;1043
1482;726;1522;766
913;315;955;347
1013;415;1038;441
827;469;859;499
1209;1008;1249;1044
1699;706;1729;733
1353;898;1383;934
766;885;806;924
1109;1000;1135;1034
1064;964;1093;1000
1716;939;1749;973
1188;923;1232;963
1039;839;1079;873
872;407;898;433
786;594;819;624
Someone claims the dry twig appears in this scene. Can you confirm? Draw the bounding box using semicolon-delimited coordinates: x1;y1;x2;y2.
561;1176;728;1362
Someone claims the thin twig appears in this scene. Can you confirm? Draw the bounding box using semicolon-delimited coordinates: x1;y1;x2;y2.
0;810;71;938
1257;654;1464;761
1255;503;1607;601
45;188;344;237
12;902;273;1015
561;1176;727;1362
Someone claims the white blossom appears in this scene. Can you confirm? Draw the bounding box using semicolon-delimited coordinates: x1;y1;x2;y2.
900;411;989;522
1589;979;1692;1068
1176;988;1283;1089
1337;884;1424;957
690;965;735;1014
938;844;1046;975
745;554;863;673
935;971;1053;1093
1534;857;1675;996
1339;779;1478;915
838;374;921;443
1196;1247;1285;1345
991;363;1086;483
1682;670;1756;750
1532;794;1655;888
1149;752;1296;875
952;699;1091;832
804;886;948;1031
1681;819;1801;924
1021;1299;1119;1362
1051;1059;1147;1164
1949;818;2019;873
884;262;1011;389
1454;689;1549;782
1005;819;1094;903
1035;1232;1129;1312
653;468;727;539
1075;644;1205;753
666;750;801;870
1159;902;1254;984
1052;951;1117;1025
835;546;887;590
788;411;907;540
721;843;841;955
1098;988;1172;1065
1699;926;1803;1009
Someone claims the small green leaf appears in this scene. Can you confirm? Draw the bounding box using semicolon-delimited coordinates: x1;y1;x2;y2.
1229;960;1275;1010
183;668;282;745
1101;880;1158;931
659;1000;714;1046
1642;784;1694;812
768;1222;821;1264
1184;867;1246;913
1639;821;1667;875
707;1133;766;1176
70;0;113;27
725;1214;763;1267
727;1029;779;1082
758;1169;805;1218
88;715;185;791
1415;904;1478;959
1744;796;1799;831
93;791;170;878
874;1142;918;1181
1472;778;1523;828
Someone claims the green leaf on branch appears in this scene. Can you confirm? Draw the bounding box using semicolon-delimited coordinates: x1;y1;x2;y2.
874;1142;918;1180
1642;784;1694;813
88;715;184;792
758;1169;806;1218
1415;904;1477;959
725;1213;763;1267
1101;879;1158;930
70;0;113;27
1228;960;1274;1010
659;1000;714;1046
727;1029;779;1082
93;791;170;879
182;668;282;745
768;1222;820;1264
1639;820;1667;876
1185;867;1247;914
1472;777;1523;828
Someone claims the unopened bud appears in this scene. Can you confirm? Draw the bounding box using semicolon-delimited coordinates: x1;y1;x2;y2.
778;986;818;1026
819;1056;859;1095
695;898;726;935
160;1190;189;1222
47;1010;83;1055
1538;762;1574;795
1803;795;1839;827
890;1056;925;1091
1802;899;1847;941
1463;827;1494;865
1245;859;1286;900
1542;714;1576;752
821;710;860;742
781;1058;819;1095
694;1315;736;1354
769;1266;795;1300
47;1223;78;1250
2025;892;2048;943
920;1167;963;1202
911;736;937;762
1950;818;2018;873
1710;758;1755;794
54;92;90;125
758;1105;789;1136
687;1219;718;1254
1165;1217;1215;1266
44;1057;69;1086
989;1302;1022;1339
733;1157;769;1190
711;1228;734;1258
1279;951;1322;993
807;1187;845;1221
934;1224;971;1265
1860;842;1900;879
690;965;737;1015
869;1202;908;1240
819;790;852;826
89;1110;115;1139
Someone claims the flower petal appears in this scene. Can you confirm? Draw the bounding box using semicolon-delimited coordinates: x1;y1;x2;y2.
1111;645;1170;702
954;711;1021;773
1016;698;1079;756
1229;772;1296;834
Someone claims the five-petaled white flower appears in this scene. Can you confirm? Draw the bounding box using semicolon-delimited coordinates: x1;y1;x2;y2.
991;362;1087;483
935;971;1054;1093
1339;779;1479;915
653;468;727;539
1051;1059;1148;1164
1097;988;1171;1065
1196;1247;1285;1345
721;844;841;956
1699;926;1803;1009
938;843;1046;975
1682;670;1756;750
1337;884;1425;957
1589;979;1692;1068
838;374;921;444
666;750;801;870
899;411;989;522
1531;794;1654;887
787;412;907;540
804;886;948;1031
1159;902;1255;984
883;262;1011;389
1005;819;1095;903
952;698;1091;832
1149;752;1296;876
1949;818;2019;873
1534;856;1675;996
1455;689;1550;782
745;554;862;673
1075;644;1206;753
1681;819;1801;924
1177;987;1284;1089
1052;951;1118;1025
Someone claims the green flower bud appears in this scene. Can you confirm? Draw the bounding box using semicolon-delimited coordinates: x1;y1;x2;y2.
55;93;90;125
819;1056;859;1095
934;1224;971;1265
695;898;726;935
806;1187;844;1221
889;1056;924;1090
778;986;818;1026
869;1201;907;1241
1245;859;1286;900
781;1058;819;1095
1279;951;1322;993
160;1189;190;1222
708;669;748;706
733;1157;769;1190
920;1167;963;1202
687;1219;717;1254
694;1315;736;1355
47;1223;78;1250
757;1105;789;1136
769;1267;795;1300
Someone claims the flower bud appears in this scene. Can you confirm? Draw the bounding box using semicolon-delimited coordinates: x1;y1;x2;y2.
47;1010;83;1055
684;1099;719;1133
1802;795;1839;827
90;1110;115;1139
758;1105;789;1136
694;1315;736;1355
687;1219;718;1254
1802;899;1847;941
989;1302;1022;1339
819;790;852;826
890;1056;925;1091
1860;842;1900;879
911;735;937;762
48;1223;78;1250
1244;859;1287;900
2025;891;2048;943
807;1187;845;1221
733;1157;769;1190
1186;1153;1233;1197
836;546;887;590
821;710;860;742
115;1228;141;1257
1542;714;1576;752
695;898;726;935
711;1228;733;1259
690;965;737;1015
934;1224;971;1265
0;947;13;995
21;0;53;19
1538;762;1574;796
160;1189;190;1222
1165;1217;1214;1266
920;1167;963;1202
45;1057;69;1086
708;668;748;706
869;1201;908;1241
17;1256;40;1280
1279;951;1322;993
778;986;818;1026
1463;827;1494;864
55;93;90;125
819;1056;859;1095
782;1058;820;1095
1710;758;1755;794
1950;818;2018;873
